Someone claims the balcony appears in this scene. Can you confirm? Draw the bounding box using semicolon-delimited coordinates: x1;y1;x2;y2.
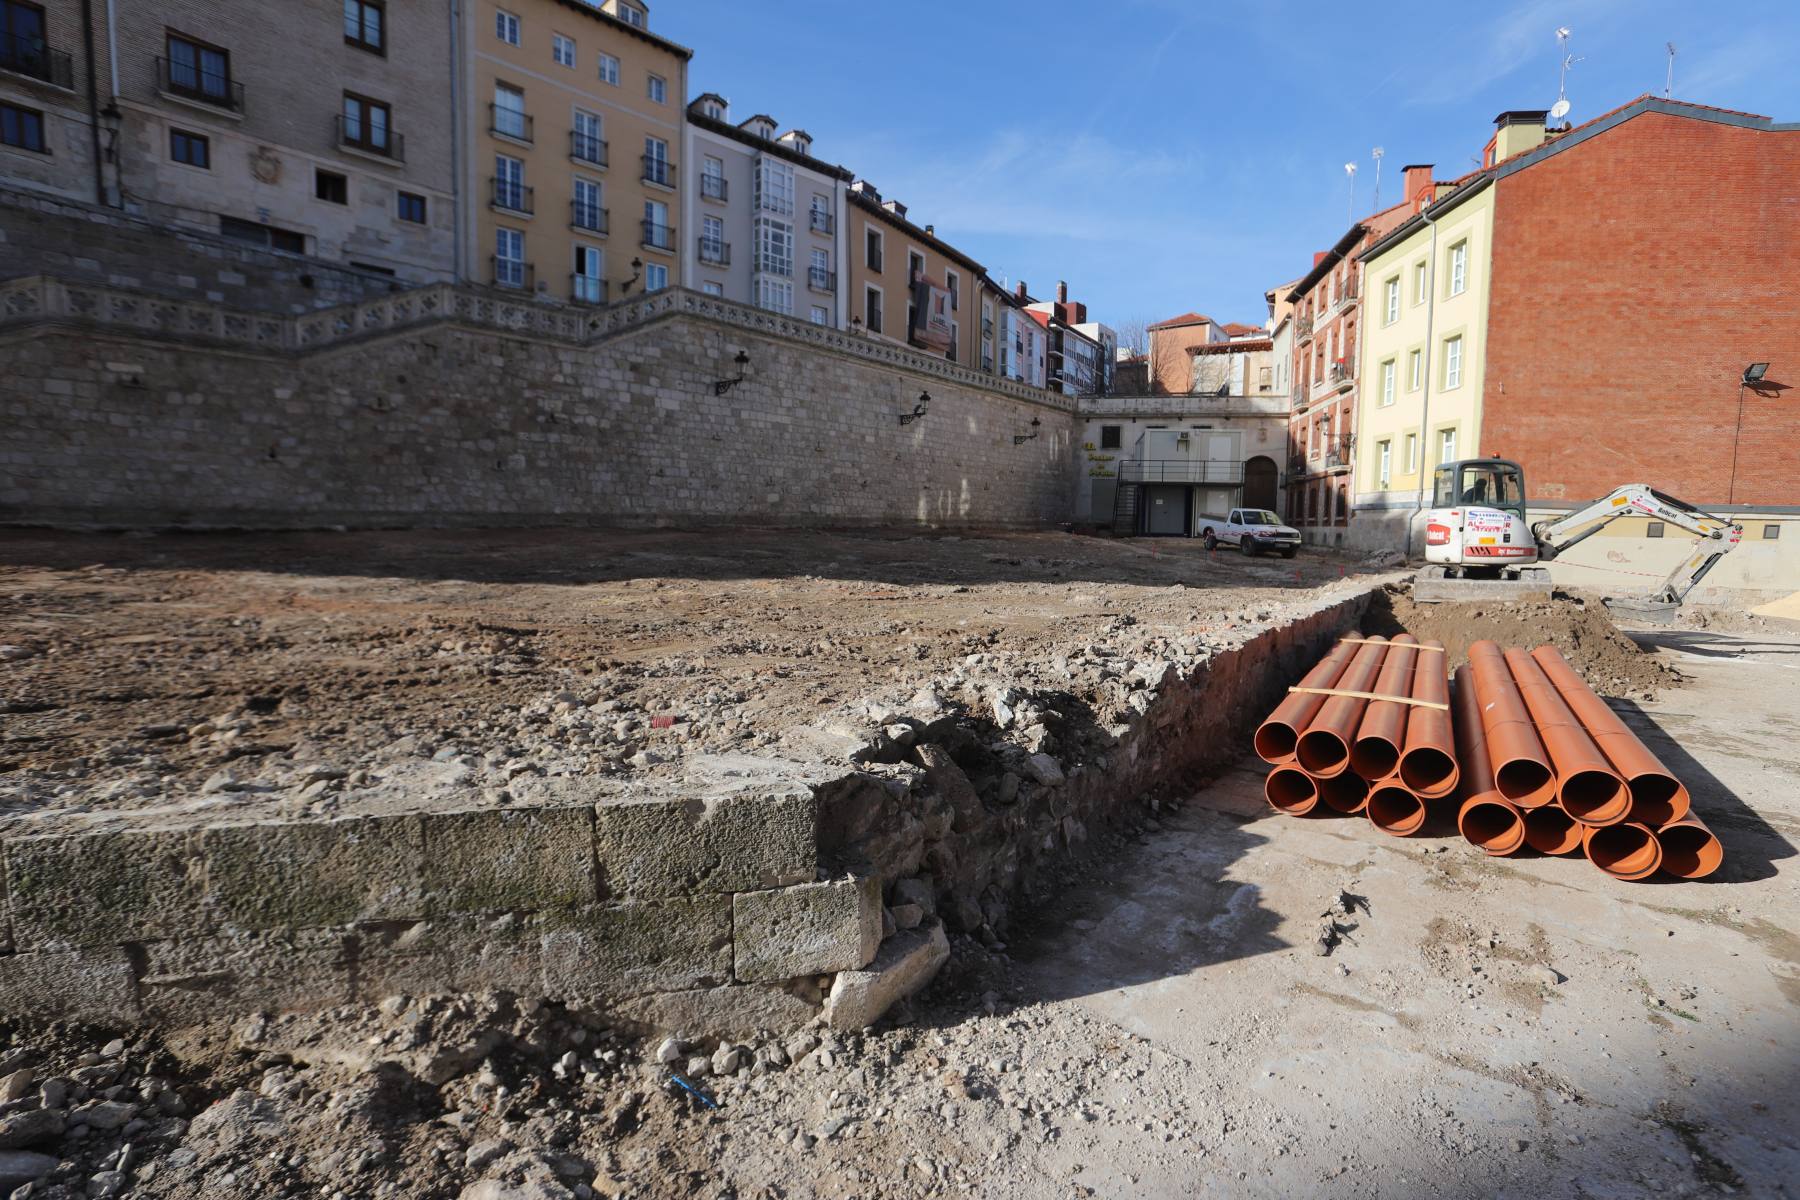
809;209;834;234
1;33;73;89
491;257;533;291
981;354;995;372
1296;315;1313;343
571;201;608;235
570;274;608;306
807;266;835;293
1297;434;1354;475
570;129;607;167
1117;458;1247;486
982;317;995;337
335;114;404;162
157;56;244;114
697;236;729;266
700;173;727;202
640;221;675;252
1329;358;1353;387
489;103;532;144
490;178;533;215
641;155;675;190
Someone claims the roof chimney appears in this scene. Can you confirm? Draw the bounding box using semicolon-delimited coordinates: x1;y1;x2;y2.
1492;110;1549;163
882;199;907;219
1015;281;1028;302
1056;280;1068;303
924;224;934;236
1402;164;1436;211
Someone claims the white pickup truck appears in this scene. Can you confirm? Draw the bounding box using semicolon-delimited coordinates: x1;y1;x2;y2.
1199;508;1303;558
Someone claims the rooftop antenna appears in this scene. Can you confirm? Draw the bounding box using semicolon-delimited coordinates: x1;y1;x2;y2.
1371;147;1385;210
1665;42;1676;97
1554;26;1583;124
1344;161;1357;224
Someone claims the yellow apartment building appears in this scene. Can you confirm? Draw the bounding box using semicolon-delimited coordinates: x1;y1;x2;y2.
844;181;984;372
1352;174;1496;548
458;0;690;302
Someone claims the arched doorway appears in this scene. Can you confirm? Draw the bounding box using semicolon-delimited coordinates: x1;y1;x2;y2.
1243;455;1278;511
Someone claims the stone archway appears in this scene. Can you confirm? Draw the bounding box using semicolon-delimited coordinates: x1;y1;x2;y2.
1243;455;1279;511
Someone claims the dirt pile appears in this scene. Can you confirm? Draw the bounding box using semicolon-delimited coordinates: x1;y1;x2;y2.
1367;587;1677;698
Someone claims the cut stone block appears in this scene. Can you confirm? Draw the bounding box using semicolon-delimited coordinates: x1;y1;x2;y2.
825;921;950;1031
539;898;731;998
136;928;350;1024
0;947;137;1024
200;815;425;930
732;877;881;983
602;984;822;1038
4;829;202;950
418;805;595;914
592;787;816;898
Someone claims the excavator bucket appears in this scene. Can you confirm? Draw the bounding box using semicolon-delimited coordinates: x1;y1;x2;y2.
1600;596;1682;624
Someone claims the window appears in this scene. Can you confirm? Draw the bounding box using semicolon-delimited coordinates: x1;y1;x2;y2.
494;8;519;45
644;262;668;292
164;33;231;104
220;216;305;253
572;177;602;231
1377;440;1392;487
700;214;724;262
494;153;525;210
756;277;793;315
755;216;793;276
864;226;883;271
573;244;602;303
864;286;882;334
1100;425;1122;450
754;156;793;215
615;2;644;27
1449;241;1467;296
1438;427;1457;464
810;305;829;326
1407;348;1422;391
344;0;383;52
597;52;619;85
908;250;925;281
701;281;723;297
810;193;832;233
0;101;45;153
1443;335;1464;388
1763;524;1781;540
647;73;666;104
341;93;391;153
169;127;208;168
551;33;575;67
397;191;426;223
809;245;829;286
493;83;526;139
494;227;525;287
1413;261;1427;305
315;169;348;204
642;135;669;186
1646;521;1665;539
572;109;602;163
642;198;670;249
944;269;959;311
701;155;724;200
1384;276;1399;324
1380;358;1395;406
1404;433;1418;473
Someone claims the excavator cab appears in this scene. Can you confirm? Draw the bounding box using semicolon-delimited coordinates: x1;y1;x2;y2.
1421;458;1542;586
1432;459;1527;525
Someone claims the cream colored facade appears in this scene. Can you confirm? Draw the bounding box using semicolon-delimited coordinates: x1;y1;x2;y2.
1354;180;1496;520
458;0;690;301
845;183;983;371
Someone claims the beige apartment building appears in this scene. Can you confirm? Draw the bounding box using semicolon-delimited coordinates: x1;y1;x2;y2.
845;181;983;371
458;0;690;302
1;0;457;280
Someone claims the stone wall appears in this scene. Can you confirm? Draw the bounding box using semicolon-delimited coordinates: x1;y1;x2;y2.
0;586;1373;1034
0;187;412;313
0;279;1075;530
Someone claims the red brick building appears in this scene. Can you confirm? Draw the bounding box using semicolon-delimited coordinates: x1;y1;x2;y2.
1481;96;1800;508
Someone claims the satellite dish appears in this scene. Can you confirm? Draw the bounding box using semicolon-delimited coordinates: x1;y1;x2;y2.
1549;99;1571;121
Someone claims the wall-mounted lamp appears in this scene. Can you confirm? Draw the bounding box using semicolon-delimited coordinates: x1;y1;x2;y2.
621;256;643;297
898;391;931;425
1013;416;1042;445
714;349;750;395
850;316;864;336
1743;362;1770;385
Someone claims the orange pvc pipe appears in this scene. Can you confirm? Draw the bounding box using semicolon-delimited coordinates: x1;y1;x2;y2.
1366;780;1428;836
1316;770;1371;815
1529;645;1691;826
1255;638;1361;765
1295;636;1391;778
1350;634;1420;781
1466;641;1556;808
1506;648;1630;826
1581;821;1664;881
1523;805;1583;855
1451;666;1524;856
1656;812;1723;880
1264;765;1319;815
1399;639;1459;799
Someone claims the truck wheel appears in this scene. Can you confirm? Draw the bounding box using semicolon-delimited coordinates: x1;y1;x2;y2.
1281;547;1298;559
1240;537;1256;556
1202;531;1217;551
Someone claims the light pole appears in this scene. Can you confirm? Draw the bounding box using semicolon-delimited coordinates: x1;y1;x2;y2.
1371;147;1385;211
1344;161;1357;225
1729;363;1771;504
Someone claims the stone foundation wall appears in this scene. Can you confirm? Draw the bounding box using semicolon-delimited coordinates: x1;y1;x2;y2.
0;278;1075;530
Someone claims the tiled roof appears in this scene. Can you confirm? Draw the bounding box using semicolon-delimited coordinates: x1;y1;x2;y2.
1147;312;1214;331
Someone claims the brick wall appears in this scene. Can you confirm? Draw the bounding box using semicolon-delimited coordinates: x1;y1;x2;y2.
1484;109;1800;506
0;285;1075;530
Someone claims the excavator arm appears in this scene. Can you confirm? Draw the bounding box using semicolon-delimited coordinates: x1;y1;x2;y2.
1531;485;1743;607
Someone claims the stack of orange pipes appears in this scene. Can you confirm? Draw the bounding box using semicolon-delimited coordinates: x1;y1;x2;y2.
1253;636;1720;881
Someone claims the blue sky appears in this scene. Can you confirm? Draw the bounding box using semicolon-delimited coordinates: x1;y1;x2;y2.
652;0;1798;330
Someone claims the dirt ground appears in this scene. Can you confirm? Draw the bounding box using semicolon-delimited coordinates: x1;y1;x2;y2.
0;527;1387;832
0;624;1793;1200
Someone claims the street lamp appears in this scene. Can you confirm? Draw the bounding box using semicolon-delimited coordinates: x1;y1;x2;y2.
1729;362;1774;504
713;349;750;396
898;391;930;425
